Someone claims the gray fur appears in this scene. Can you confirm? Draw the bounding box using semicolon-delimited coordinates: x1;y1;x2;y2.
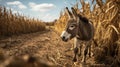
61;7;94;63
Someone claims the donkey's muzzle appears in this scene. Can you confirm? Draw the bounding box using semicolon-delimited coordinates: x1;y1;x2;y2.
61;36;68;42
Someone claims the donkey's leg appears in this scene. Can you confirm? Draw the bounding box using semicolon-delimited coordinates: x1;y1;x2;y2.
78;43;82;57
88;44;91;57
88;40;93;57
73;47;78;62
81;42;90;63
73;38;79;62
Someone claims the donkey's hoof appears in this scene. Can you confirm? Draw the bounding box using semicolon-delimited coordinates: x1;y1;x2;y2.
73;58;77;62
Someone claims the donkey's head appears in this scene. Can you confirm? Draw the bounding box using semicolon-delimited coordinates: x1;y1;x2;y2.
61;7;79;42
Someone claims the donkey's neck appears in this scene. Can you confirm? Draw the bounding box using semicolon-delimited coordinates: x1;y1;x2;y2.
76;16;92;41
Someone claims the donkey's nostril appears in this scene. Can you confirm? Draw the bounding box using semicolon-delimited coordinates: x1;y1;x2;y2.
61;36;66;40
61;36;68;42
63;36;65;39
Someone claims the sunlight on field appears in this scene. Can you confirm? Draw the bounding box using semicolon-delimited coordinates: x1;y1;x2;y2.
0;6;46;36
0;0;120;67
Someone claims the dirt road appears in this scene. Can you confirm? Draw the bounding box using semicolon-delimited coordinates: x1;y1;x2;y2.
0;29;108;67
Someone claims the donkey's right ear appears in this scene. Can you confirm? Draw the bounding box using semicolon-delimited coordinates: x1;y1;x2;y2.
65;7;73;18
71;7;78;18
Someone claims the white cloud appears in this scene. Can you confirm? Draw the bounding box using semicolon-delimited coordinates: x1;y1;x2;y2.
29;2;36;6
18;4;27;9
6;7;22;14
7;1;27;9
41;13;57;22
7;1;21;5
64;1;68;5
29;2;56;12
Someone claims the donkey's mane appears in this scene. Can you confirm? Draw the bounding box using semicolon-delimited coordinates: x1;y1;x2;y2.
78;14;89;23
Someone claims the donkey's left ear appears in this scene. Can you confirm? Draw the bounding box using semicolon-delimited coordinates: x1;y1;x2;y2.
71;7;78;19
65;7;73;18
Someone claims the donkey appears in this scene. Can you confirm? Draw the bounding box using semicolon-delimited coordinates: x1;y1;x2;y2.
61;7;94;63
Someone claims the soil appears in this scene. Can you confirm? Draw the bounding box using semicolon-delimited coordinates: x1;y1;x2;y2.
0;29;109;67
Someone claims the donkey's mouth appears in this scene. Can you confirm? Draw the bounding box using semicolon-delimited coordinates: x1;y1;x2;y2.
62;39;68;42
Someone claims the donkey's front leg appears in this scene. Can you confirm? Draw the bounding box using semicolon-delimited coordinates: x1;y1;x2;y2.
88;44;91;57
81;42;90;63
78;43;82;57
73;38;79;62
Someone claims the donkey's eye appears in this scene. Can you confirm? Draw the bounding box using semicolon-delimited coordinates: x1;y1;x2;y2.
69;25;75;30
70;25;74;27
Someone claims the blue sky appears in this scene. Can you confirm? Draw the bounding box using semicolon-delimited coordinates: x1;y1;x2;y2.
0;0;94;22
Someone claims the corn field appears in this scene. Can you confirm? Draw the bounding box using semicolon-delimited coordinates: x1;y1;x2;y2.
55;0;120;66
0;6;46;36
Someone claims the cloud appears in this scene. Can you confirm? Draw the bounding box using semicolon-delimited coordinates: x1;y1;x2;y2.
64;1;68;5
7;1;21;5
29;2;56;12
41;13;57;22
7;1;27;9
6;7;22;14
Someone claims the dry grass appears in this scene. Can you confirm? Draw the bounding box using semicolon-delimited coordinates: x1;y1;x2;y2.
55;0;120;66
0;6;46;36
0;54;56;67
54;11;69;34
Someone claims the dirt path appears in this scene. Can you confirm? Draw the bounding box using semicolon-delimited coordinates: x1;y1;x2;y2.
0;30;108;67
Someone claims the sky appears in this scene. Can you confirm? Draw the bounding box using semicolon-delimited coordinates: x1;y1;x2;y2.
0;0;94;22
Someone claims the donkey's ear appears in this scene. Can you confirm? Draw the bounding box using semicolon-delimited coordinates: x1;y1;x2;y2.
71;7;78;19
65;7;73;18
